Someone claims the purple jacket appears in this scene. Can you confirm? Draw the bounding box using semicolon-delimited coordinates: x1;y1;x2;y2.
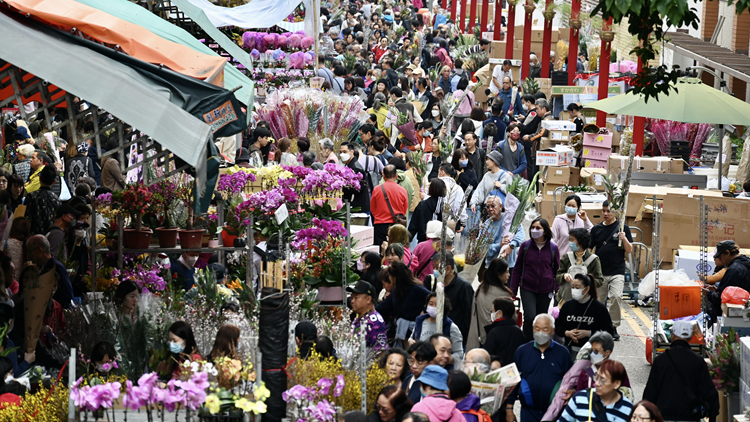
456;393;482;422
510;240;560;296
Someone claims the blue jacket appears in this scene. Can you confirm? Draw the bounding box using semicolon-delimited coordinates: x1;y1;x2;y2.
437;76;452;95
483;116;507;141
496;140;528;175
483;215;526;268
507;340;573;410
401;374;422;404
497;88;523;117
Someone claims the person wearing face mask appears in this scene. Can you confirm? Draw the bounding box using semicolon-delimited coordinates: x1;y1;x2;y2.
551;194;593;256
415;122;433;154
427;103;444;132
479;196;525;283
411;365;465;422
483;297;526;368
556;228;603;303
450;149;479;194
89;341;120;377
167;321;201;380
339;142;370;214
408;293;463;354
466;258;513;350
411;221;454;282
543;332;631;422
170;251;201;291
505;314;572;422
494;123;527;176
555;274;614;359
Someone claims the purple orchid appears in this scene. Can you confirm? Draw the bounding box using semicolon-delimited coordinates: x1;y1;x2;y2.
122;380;144;410
333;375;345;397
317;377;333;395
311;399;337;421
283;385;312;402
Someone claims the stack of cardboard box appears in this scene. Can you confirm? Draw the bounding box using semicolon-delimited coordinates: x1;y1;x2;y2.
607;154;684;177
581;132;613;169
539;119;572;150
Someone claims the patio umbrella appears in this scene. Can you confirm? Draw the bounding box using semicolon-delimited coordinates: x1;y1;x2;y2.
586;77;750;182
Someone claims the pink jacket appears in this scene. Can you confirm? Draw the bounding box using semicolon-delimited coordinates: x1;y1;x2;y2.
550;214;593;255
412;394;465;422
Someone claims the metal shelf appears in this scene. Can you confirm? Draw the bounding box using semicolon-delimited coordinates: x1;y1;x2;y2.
95;246;244;254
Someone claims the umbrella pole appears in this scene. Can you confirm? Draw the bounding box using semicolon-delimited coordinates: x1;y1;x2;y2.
718;124;724;188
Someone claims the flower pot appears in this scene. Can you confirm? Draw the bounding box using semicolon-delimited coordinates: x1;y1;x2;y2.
202;233;211;247
208;239;220;248
726;391;740;420
155;227;179;248
179;229;206;249
123;228;153;249
317;286;344;302
221;228;239;247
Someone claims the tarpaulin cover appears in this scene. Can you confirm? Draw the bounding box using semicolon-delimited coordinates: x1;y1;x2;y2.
2;0;226;81
0;10;211;168
175;0;317;36
259;289;289;422
73;0;254;106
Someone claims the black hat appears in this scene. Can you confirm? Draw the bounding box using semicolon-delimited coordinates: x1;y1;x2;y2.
295;321;318;342
55;204;82;219
714;240;739;259
346;280;376;300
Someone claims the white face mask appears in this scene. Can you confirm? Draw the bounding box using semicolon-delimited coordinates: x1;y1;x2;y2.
183;255;197;268
4;374;12;384
74;229;86;240
340;153;351;163
590;351;606;365
426;306;437;318
491;311;500;321
571;288;586;302
431;110;440;117
522;104;528;111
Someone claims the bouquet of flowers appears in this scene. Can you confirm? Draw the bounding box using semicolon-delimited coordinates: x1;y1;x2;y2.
300;163;363;200
112;259;168;294
463;216;497;266
392;108;418;146
503;173;540;236
708;327;740;393
291;218;348;249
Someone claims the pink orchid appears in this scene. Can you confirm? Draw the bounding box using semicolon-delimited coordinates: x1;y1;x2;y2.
334;374;345;397
317;377;333;395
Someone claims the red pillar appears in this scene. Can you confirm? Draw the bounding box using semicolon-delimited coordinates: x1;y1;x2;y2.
505;4;516;59
450;0;457;23
459;0;467;32
596;18;613;127
633;54;646;156
493;0;503;41
481;0;489;33
567;0;581;85
468;0;477;33
541;0;553;78
442;0;447;10
520;1;534;80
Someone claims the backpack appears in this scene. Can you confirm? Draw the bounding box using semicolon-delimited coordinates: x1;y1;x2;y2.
364;156;381;194
460;408;492;422
566;251;598;278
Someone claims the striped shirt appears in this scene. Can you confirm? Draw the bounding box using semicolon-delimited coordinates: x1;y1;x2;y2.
558;389;633;422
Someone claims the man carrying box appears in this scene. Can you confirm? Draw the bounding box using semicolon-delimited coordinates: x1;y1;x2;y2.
590;201;633;341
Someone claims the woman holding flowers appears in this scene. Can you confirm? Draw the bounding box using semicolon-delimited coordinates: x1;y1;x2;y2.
167;321;202;380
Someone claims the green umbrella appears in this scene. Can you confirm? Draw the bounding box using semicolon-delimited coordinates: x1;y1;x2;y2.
586;77;750;125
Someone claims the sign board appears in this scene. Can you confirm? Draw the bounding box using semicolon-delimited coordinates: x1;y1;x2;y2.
310;77;324;89
552;86;623;95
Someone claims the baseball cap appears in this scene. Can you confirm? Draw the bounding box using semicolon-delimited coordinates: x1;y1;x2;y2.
295;321;318;342
416;365;449;391
714;240;738;259
407;64;417;71
425;220;454;240
15;127;31;140
55;204;82;219
346;280;376;300
672;320;694;340
413;67;424;76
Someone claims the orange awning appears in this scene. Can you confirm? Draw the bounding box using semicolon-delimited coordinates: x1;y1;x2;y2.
3;0;226;81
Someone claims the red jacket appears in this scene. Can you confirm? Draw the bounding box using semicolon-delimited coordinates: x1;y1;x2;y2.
370;181;408;225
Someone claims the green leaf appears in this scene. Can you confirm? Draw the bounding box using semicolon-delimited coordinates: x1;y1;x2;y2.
615;0;632;14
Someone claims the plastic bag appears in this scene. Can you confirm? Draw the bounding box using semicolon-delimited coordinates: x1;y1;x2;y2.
637;269;693;297
707;176;731;191
721;286;750;305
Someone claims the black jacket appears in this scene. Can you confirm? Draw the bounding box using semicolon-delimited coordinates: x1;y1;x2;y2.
555;296;614;350
408;196;441;243
643;340;720;422
343;156;370;213
401;374;422;404
376;283;431;323
483;318;526;367
445;275;474;345
456;168;479;194
709;255;750;309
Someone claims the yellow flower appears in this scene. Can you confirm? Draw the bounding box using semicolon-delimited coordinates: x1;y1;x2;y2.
254;382;270;401
251;401;267;414
205;394;221;414
235;398;254;412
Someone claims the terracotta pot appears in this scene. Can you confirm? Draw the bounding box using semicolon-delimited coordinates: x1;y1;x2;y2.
178;229;206;249
202;233;211;247
155;227;179;248
221;227;239;247
123;228;153;249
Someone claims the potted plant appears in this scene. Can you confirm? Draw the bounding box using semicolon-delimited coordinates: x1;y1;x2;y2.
151;179;180;248
709;327;741;415
216;169;256;246
176;177;206;249
112;183;162;249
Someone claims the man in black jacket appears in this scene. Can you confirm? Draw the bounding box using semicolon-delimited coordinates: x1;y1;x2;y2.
339;142;369;213
705;240;750;321
433;252;473;346
643;320;719;422
483;297;526;368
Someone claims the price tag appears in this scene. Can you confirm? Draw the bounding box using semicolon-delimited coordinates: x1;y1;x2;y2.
275;203;289;225
715;153;727;163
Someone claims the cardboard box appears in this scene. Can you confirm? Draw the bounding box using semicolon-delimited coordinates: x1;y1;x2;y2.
542;120;578;131
513;48;524;60
582;202;605;225
660;195;750;264
582;159;607;169
537;198;556;222
583;132;614;149
350;225;374;246
740;337;750;383
722;303;748;318
544;166;579;186
626;216;653;246
580;168;608;190
549;130;569;141
674;249;713;282
608;154;683;176
559;111;571;121
559;28;571;42
582;145;611;162
536;145;575;166
490;41;507;59
541;183;566;199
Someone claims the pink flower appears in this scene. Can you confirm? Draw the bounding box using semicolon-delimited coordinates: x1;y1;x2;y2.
122;380;144;410
334;375;345;397
317;378;333;395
